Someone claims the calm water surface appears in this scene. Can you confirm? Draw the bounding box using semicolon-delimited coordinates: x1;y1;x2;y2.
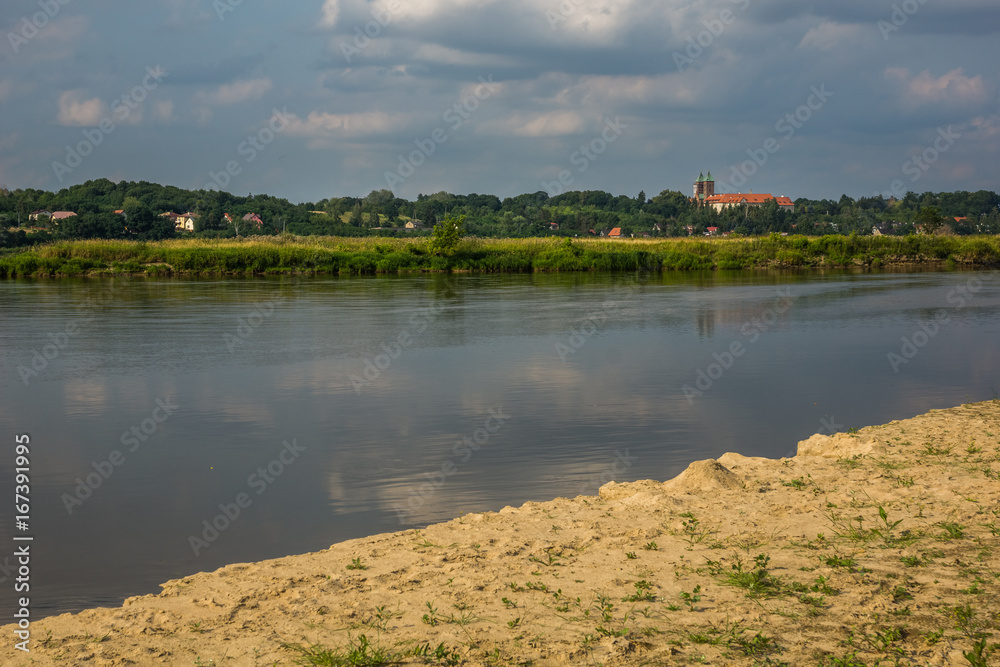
0;270;998;617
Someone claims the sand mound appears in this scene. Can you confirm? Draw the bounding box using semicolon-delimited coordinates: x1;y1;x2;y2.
660;458;745;494
796;431;875;458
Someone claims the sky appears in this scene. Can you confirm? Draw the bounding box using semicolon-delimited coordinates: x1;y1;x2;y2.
0;0;998;204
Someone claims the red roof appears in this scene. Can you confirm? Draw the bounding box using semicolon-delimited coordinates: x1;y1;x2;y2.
954;217;967;222
608;227;623;237
707;227;719;231
705;194;794;207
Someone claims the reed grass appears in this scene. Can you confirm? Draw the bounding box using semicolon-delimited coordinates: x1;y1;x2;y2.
0;234;996;277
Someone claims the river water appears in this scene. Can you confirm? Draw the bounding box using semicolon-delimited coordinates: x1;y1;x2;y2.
0;269;997;617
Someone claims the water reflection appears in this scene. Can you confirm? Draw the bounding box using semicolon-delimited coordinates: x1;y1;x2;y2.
0;269;997;617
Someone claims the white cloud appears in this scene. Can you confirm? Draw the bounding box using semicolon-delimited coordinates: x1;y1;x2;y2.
320;0;340;27
56;90;108;127
197;78;273;106
31;16;89;61
282;110;409;147
797;21;863;50
885;67;988;110
153;100;175;123
483;110;586;137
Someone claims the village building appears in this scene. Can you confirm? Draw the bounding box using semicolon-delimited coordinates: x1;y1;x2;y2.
691;172;794;212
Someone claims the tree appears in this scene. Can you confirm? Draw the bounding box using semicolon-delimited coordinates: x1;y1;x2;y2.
916;206;944;235
428;214;465;256
124;200;174;240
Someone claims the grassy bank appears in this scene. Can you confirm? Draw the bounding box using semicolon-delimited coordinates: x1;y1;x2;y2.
1;234;998;277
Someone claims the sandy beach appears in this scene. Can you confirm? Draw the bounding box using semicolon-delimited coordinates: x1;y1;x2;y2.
6;401;999;666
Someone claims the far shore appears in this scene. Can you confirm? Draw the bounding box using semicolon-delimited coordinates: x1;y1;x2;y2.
4;401;999;666
1;234;999;278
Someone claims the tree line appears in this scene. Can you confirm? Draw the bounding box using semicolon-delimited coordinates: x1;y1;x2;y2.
2;179;998;248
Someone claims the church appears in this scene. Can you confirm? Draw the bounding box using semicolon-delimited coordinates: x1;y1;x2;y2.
691;172;795;212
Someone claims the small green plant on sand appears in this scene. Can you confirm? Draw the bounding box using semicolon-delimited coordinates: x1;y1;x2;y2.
347;557;367;571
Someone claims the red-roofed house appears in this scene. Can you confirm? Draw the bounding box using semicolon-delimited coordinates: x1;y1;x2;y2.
242;213;264;229
608;227;624;239
706;226;719;236
704;193;795;212
691;172;794;212
51;211;77;221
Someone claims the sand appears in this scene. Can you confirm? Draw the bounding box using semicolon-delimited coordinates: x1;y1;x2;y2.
5;401;999;666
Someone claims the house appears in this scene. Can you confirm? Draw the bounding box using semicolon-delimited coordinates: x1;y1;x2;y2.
51;212;77;221
704;193;795;212
685;225;695;236
242;213;264;229
28;210;52;221
223;213;234;225
608;227;624;239
160;212;179;223
175;212;197;231
549;222;560;231
690;172;794;211
404;221;426;230
954;217;968;223
114;209;125;215
872;223;892;237
652;223;663;234
705;226;719;236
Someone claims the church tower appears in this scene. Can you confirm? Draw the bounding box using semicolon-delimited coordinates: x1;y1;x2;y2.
693;171;715;205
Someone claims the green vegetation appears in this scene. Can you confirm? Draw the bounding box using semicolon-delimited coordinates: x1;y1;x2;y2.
3;179;999;247
3;231;998;278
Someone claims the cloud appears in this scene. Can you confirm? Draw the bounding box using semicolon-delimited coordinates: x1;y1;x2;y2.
483;110;586;137
153;100;175;123
56;90;109;127
885;68;989;111
321;0;341;27
0;79;13;102
797;21;864;50
196;78;273;106
282;110;409;147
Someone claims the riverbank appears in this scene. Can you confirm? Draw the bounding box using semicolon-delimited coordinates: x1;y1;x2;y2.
1;234;999;277
5;402;999;666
